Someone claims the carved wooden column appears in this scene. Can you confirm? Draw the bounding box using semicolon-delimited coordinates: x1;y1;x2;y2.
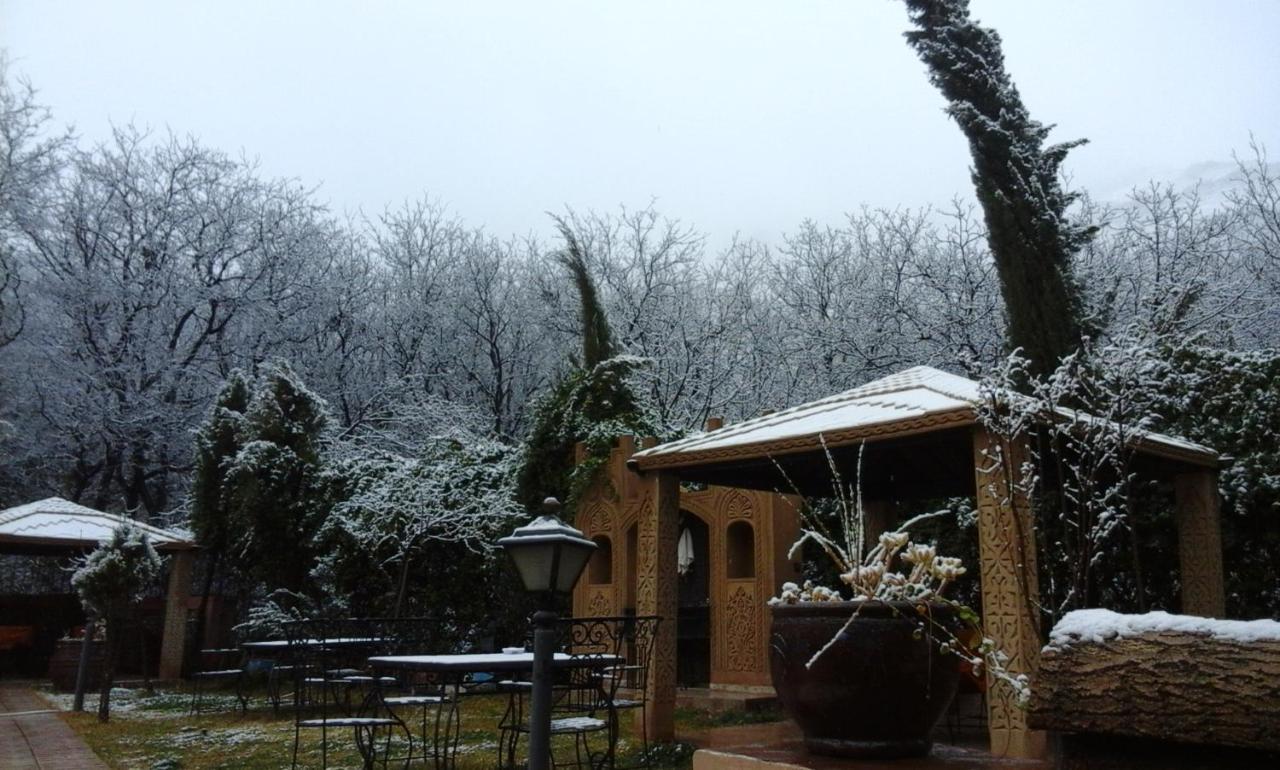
1173;469;1226;617
972;428;1046;760
158;549;194;680
636;468;679;741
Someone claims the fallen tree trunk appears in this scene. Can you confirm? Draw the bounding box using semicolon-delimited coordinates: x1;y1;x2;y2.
1029;610;1280;753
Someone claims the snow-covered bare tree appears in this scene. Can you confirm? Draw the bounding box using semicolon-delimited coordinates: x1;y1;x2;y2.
0;55;68;351
10;127;324;515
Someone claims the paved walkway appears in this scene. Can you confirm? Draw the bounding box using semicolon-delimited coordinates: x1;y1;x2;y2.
0;685;108;769
686;720;1051;770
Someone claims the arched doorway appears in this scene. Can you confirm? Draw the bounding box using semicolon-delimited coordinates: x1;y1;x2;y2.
675;510;710;687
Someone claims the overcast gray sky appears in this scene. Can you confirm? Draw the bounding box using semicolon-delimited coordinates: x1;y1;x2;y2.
3;0;1278;242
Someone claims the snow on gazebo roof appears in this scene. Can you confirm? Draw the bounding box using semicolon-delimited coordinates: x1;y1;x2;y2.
630;365;1218;472
0;497;196;552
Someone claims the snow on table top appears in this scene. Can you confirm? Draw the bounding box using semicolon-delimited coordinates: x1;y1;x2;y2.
1048;608;1280;647
368;652;621;671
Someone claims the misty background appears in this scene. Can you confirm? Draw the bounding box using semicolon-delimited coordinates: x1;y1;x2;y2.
4;0;1278;240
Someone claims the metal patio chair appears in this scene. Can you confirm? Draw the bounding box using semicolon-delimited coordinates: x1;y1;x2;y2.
284;618;410;770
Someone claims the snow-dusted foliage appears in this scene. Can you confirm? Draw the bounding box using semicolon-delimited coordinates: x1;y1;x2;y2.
223;362;331;594
0;55;67;351
72;522;164;619
323;433;524;615
517;218;657;513
974;338;1280;621
518;354;656;512
1136;343;1280;617
976;347;1153;618
71;522;165;721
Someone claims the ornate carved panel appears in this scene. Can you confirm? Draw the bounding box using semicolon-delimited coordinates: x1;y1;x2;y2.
582;502;612;537
722;489;753;519
586;586;614;618
973;428;1046;760
722;582;760;672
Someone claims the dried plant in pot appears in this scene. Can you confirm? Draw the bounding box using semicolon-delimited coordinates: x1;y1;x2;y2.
767;442;1027;759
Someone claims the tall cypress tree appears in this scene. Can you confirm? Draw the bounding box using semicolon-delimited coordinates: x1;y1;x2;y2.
225;362;330;593
516;217;652;514
187;370;249;660
903;0;1092;378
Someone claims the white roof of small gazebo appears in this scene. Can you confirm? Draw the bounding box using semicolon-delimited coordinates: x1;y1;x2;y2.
631;365;1217;471
0;497;196;552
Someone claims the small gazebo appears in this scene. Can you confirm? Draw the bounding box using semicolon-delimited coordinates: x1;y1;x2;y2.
623;366;1223;759
0;497;197;679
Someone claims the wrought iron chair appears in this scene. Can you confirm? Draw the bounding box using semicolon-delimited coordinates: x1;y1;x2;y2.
599;616;660;769
284;618;410;770
188;647;248;715
498;616;657;770
372;617;457;769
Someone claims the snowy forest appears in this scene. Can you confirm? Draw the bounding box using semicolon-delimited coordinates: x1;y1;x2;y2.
2;48;1278;629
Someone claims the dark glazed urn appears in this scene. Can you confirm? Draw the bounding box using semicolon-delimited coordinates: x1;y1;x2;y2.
769;600;961;759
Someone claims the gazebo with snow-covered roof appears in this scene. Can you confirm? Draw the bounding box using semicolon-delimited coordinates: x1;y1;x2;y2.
621;365;1224;760
0;497;197;680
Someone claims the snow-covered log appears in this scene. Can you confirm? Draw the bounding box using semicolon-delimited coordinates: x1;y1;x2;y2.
1028;609;1280;753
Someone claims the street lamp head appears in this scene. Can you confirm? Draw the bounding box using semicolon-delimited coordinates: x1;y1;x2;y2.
498;497;597;596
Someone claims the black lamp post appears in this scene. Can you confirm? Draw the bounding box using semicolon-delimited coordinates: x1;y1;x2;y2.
499;497;597;770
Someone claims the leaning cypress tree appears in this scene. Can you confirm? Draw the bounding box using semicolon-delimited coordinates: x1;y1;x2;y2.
903;0;1092;379
516;218;653;515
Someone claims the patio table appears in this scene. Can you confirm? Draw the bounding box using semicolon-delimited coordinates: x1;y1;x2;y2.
368;651;623;770
241;637;386;712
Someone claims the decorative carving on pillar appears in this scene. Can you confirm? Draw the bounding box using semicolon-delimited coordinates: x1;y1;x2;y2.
723;583;760;672
972;428;1047;760
637;475;678;741
1173;470;1227;617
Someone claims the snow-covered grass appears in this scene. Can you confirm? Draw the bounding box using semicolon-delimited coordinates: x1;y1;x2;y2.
48;684;701;770
1047;608;1280;647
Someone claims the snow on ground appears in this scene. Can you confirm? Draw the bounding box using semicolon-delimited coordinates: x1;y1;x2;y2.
1048;608;1280;647
42;687;241;719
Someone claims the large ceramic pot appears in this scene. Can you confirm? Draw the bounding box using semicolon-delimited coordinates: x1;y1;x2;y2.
769;600;961;758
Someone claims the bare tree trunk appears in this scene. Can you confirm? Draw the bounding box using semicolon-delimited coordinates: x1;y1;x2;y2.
97;617;117;723
393;552;413;619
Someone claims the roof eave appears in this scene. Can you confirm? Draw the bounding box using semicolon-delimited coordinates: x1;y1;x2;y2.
629;407;977;473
